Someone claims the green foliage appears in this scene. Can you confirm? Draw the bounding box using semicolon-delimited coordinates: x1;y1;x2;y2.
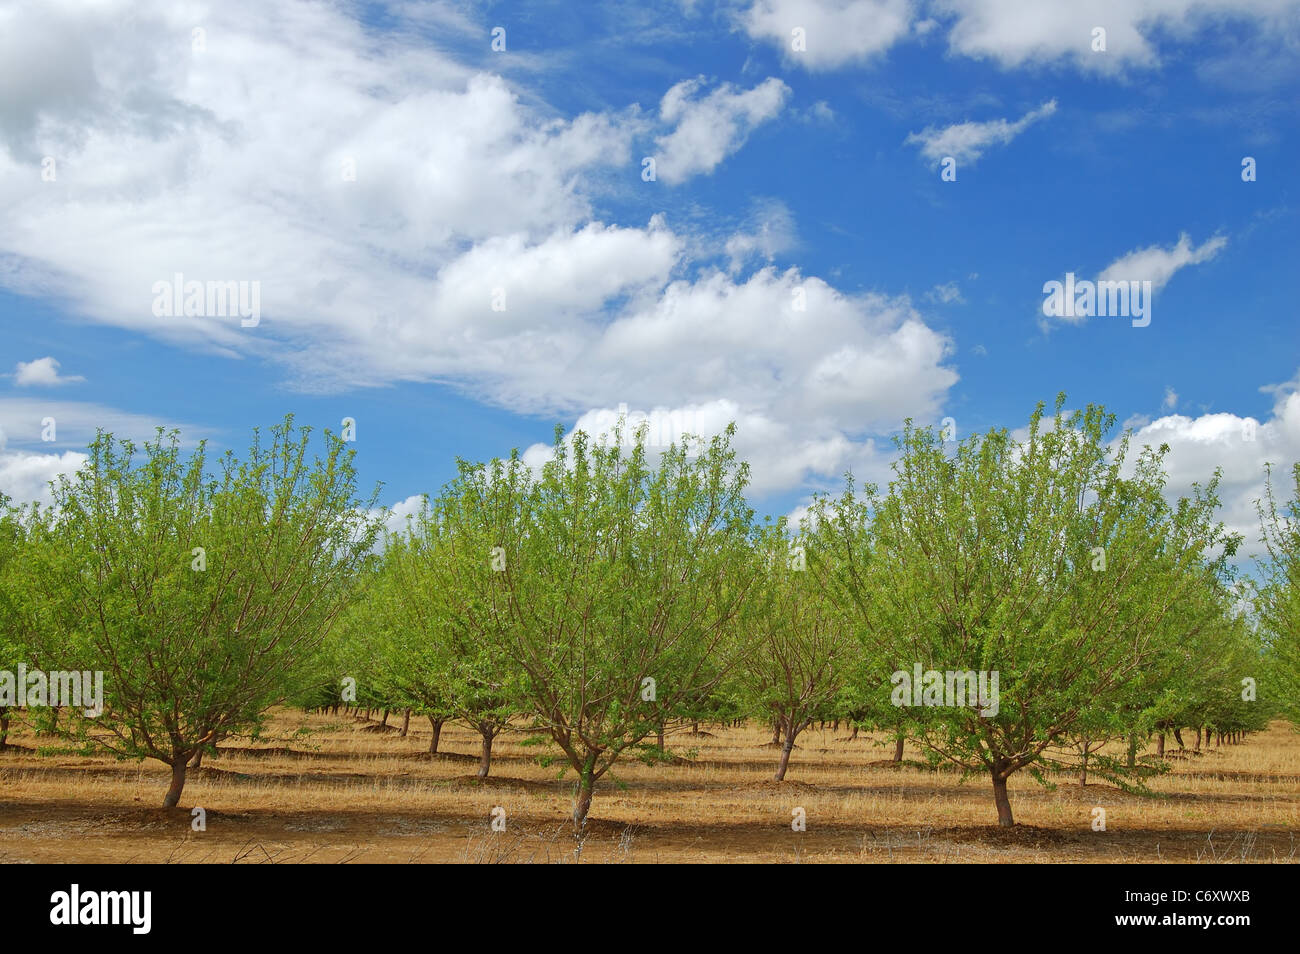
446;422;759;827
1257;462;1300;723
14;417;380;804
0;396;1273;828
815;395;1244;824
734;517;855;778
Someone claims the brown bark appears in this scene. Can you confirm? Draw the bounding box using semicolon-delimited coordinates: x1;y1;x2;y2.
573;784;594;832
1173;728;1185;749
428;716;444;754
0;710;8;751
656;723;665;750
400;709;410;737
163;760;188;808
1156;732;1165;757
892;734;904;762
774;730;796;781
992;765;1014;826
477;723;494;778
1193;727;1201;752
573;761;597;833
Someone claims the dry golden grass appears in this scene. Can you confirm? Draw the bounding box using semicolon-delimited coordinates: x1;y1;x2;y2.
1;710;1296;863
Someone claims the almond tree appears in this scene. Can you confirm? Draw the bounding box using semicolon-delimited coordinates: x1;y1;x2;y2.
25;418;380;806
1057;567;1243;784
0;495;29;750
1258;462;1300;723
809;480;915;761
736;518;854;781
376;507;517;777
332;543;459;752
819;396;1239;826
447;424;757;831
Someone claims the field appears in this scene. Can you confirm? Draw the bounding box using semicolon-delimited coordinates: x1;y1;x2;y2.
2;711;1297;864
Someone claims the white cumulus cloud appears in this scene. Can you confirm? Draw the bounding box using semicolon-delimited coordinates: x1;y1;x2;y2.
740;0;915;70
937;0;1300;73
13;356;84;387
654;77;791;184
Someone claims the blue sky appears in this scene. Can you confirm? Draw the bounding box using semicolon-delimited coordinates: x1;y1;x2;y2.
0;0;1297;550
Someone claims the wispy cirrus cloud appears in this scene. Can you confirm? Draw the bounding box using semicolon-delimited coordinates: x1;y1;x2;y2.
905;99;1057;164
1097;232;1228;292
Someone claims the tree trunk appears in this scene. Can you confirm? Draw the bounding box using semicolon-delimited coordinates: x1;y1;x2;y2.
770;720;781;745
400;709;411;737
1156;732;1165;757
477;724;494;779
381;709;389;727
1193;727;1201;752
774;729;796;781
656;723;665;750
0;710;8;752
163;760;187;808
992;768;1014;827
573;759;597;834
849;724;859;741
892;734;904;762
1173;728;1185;749
1126;732;1137;769
428;716;443;754
1080;747;1089;787
189;748;204;770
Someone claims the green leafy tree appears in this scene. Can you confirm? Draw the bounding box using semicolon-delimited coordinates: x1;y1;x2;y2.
737;518;854;781
1257;462;1300;723
811;480;916;761
379;499;518;776
821;396;1239;825
25;418;380;806
0;494;32;750
333;544;458;751
448;424;758;831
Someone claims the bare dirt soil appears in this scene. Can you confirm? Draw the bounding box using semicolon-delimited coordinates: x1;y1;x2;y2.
1;712;1295;863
